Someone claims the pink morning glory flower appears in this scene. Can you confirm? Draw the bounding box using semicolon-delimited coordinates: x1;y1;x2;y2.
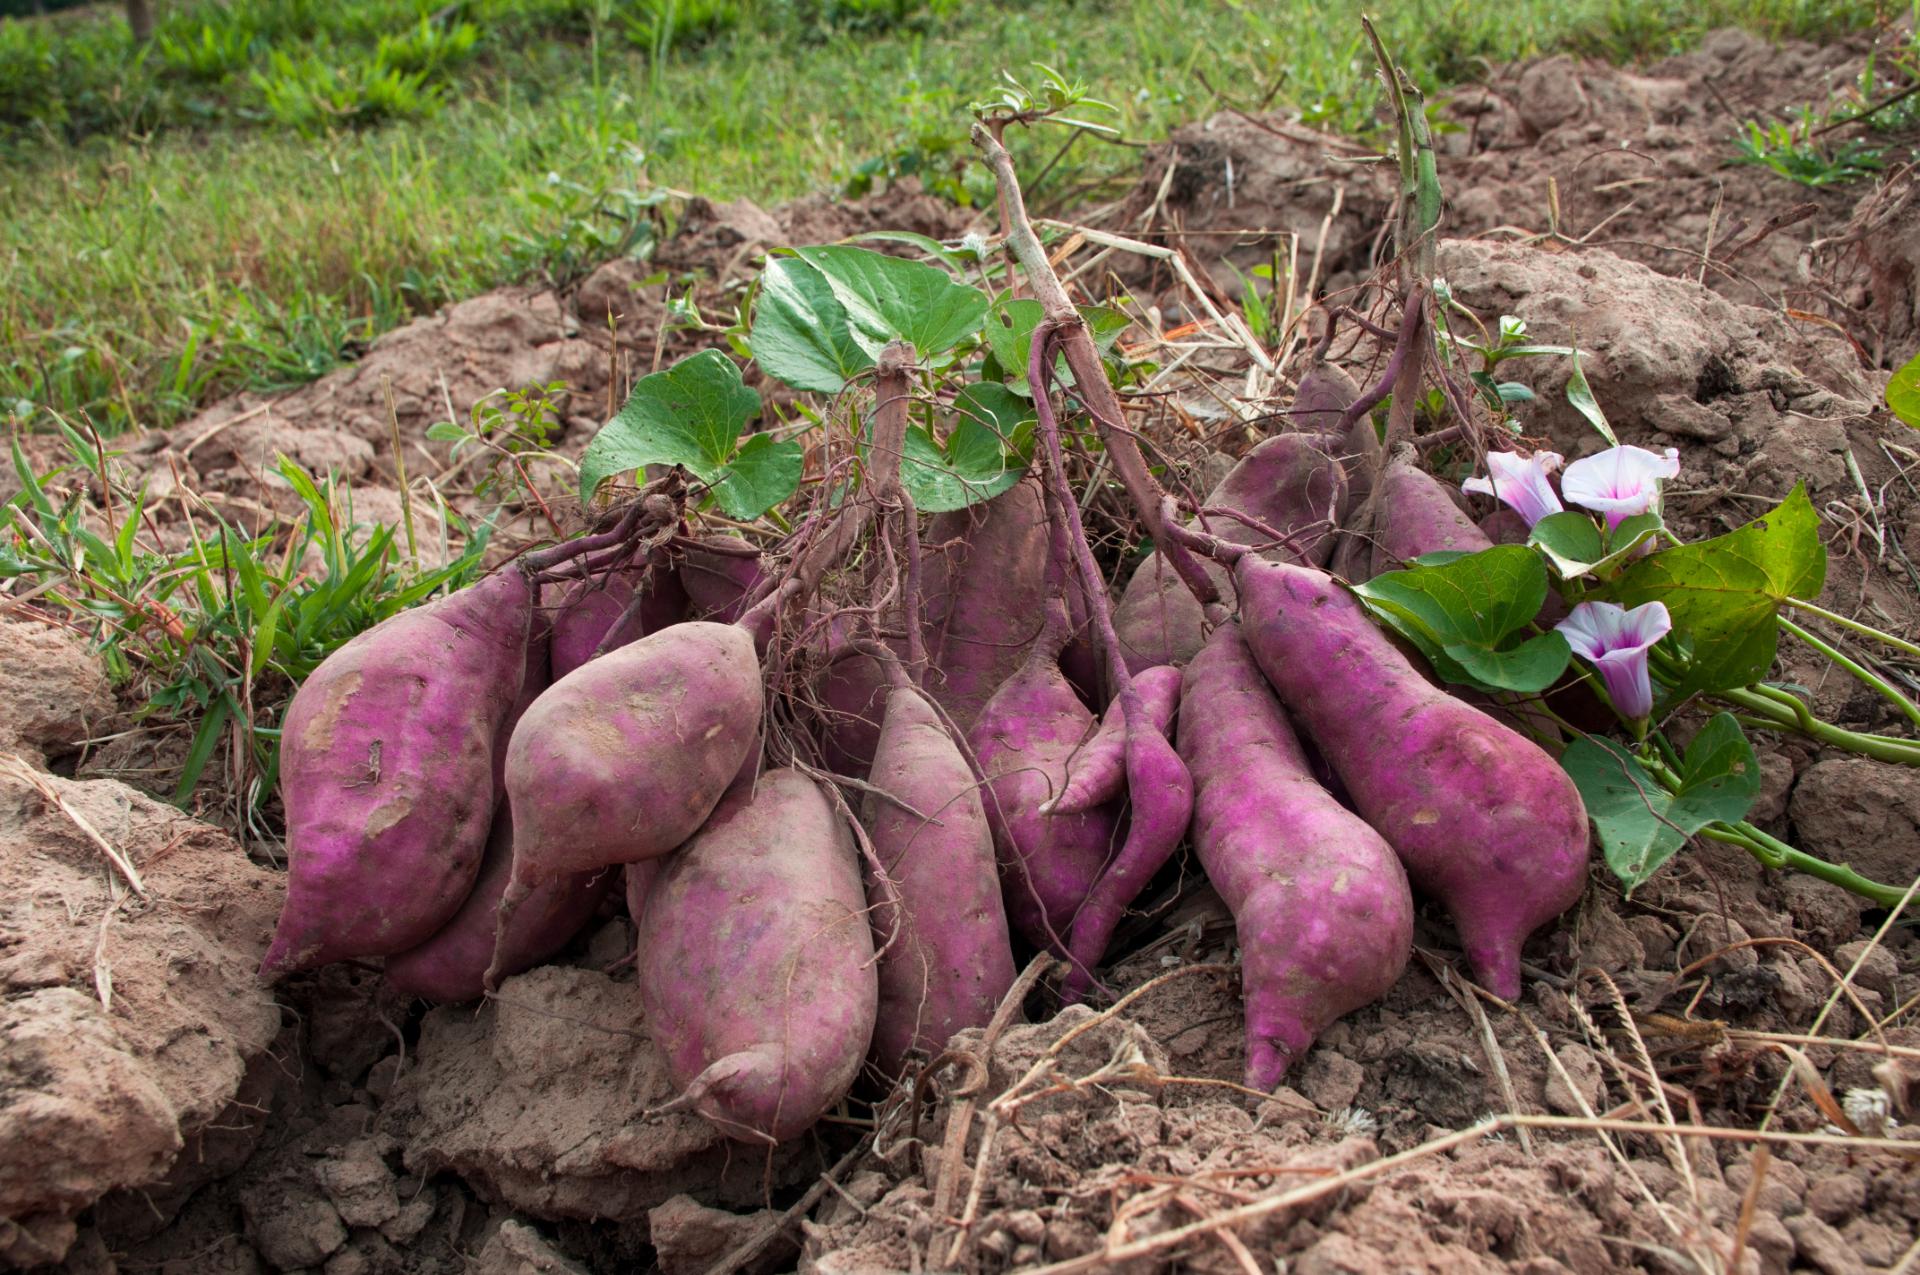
1556;600;1673;720
1561;445;1681;530
1461;450;1565;527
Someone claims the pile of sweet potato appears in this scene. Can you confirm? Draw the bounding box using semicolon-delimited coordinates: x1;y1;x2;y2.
257;351;1593;1144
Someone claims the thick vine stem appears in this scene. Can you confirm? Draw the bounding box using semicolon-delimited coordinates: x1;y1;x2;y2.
523;472;684;577
972;122;1219;613
1700;821;1911;909
737;340;916;651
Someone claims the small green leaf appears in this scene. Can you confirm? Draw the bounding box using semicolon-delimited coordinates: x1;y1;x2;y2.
1353;545;1571;693
985;297;1131;391
1604;484;1826;697
1562;714;1760;892
1529;510;1661;579
1888;347;1920;430
791;245;988;360
424;420;467;443
1566;346;1618;446
579;350;762;500
749;256;875;393
713;431;805;520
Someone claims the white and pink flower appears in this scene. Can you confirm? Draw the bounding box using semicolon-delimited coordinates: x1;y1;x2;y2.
1561;445;1681;530
1556;600;1673;720
1461;450;1565;527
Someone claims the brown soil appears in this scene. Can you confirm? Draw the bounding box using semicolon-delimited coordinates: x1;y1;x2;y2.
3;29;1919;1275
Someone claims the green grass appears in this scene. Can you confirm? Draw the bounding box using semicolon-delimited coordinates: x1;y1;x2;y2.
0;0;1897;437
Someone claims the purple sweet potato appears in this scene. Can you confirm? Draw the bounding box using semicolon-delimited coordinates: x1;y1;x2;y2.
678;536;765;623
638;768;877;1143
863;676;1016;1076
546;553;688;679
502;620;762;883
1287;360;1362;434
1113;433;1346;671
383;803;615;1002
1178;623;1413;1085
1050;664;1182;816
1233;556;1590;998
261;565;534;977
1368;449;1492;577
968;627;1119;952
924;479;1052;731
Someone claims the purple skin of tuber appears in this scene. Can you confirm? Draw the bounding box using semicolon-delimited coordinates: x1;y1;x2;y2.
923;479;1054;731
969;627;1120;955
1114;433;1347;672
638;768;877;1144
1369;448;1493;577
383;803;616;1002
261;565;534;978
1179;623;1413;1086
677;536;766;623
1048;664;1182;816
863;676;1017;1077
1232;556;1590;999
546;553;688;679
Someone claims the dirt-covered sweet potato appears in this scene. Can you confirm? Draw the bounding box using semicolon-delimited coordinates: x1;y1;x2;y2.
1179;623;1413;1085
863;675;1016;1076
383;803;615;1002
639;768;877;1143
1233;556;1589;999
923;479;1052;731
969;618;1119;952
1113;434;1346;671
502;620;762;883
261;565;534;978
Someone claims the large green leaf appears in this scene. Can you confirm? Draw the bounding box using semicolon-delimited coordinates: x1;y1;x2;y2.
1562;713;1760;892
750;256;874;393
1604;484;1825;697
898;383;1033;513
580;350;799;519
1528;510;1661;580
791;245;987;360
1353;545;1571;693
1888;347;1920;430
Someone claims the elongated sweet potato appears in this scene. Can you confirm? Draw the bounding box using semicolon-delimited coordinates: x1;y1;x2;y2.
1369;448;1491;576
383;803;615;1002
639;768;877;1143
863;676;1016;1076
502;620;762;882
1179;623;1413;1085
1113;433;1346;671
1050;664;1182;815
924;479;1052;731
1233;557;1589;998
969;627;1119;952
261;566;534;978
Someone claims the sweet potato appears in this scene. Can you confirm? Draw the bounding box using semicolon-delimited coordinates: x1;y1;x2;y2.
547;553;688;679
502;620;762;882
969;624;1119;952
924;479;1052;731
1179;623;1413;1085
863;675;1016;1076
1369;448;1491;577
1233;556;1589;998
1050;664;1182;816
678;536;765;623
383;803;615;1002
1113;434;1346;671
1287;359;1362;434
262;565;534;977
638;768;877;1143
